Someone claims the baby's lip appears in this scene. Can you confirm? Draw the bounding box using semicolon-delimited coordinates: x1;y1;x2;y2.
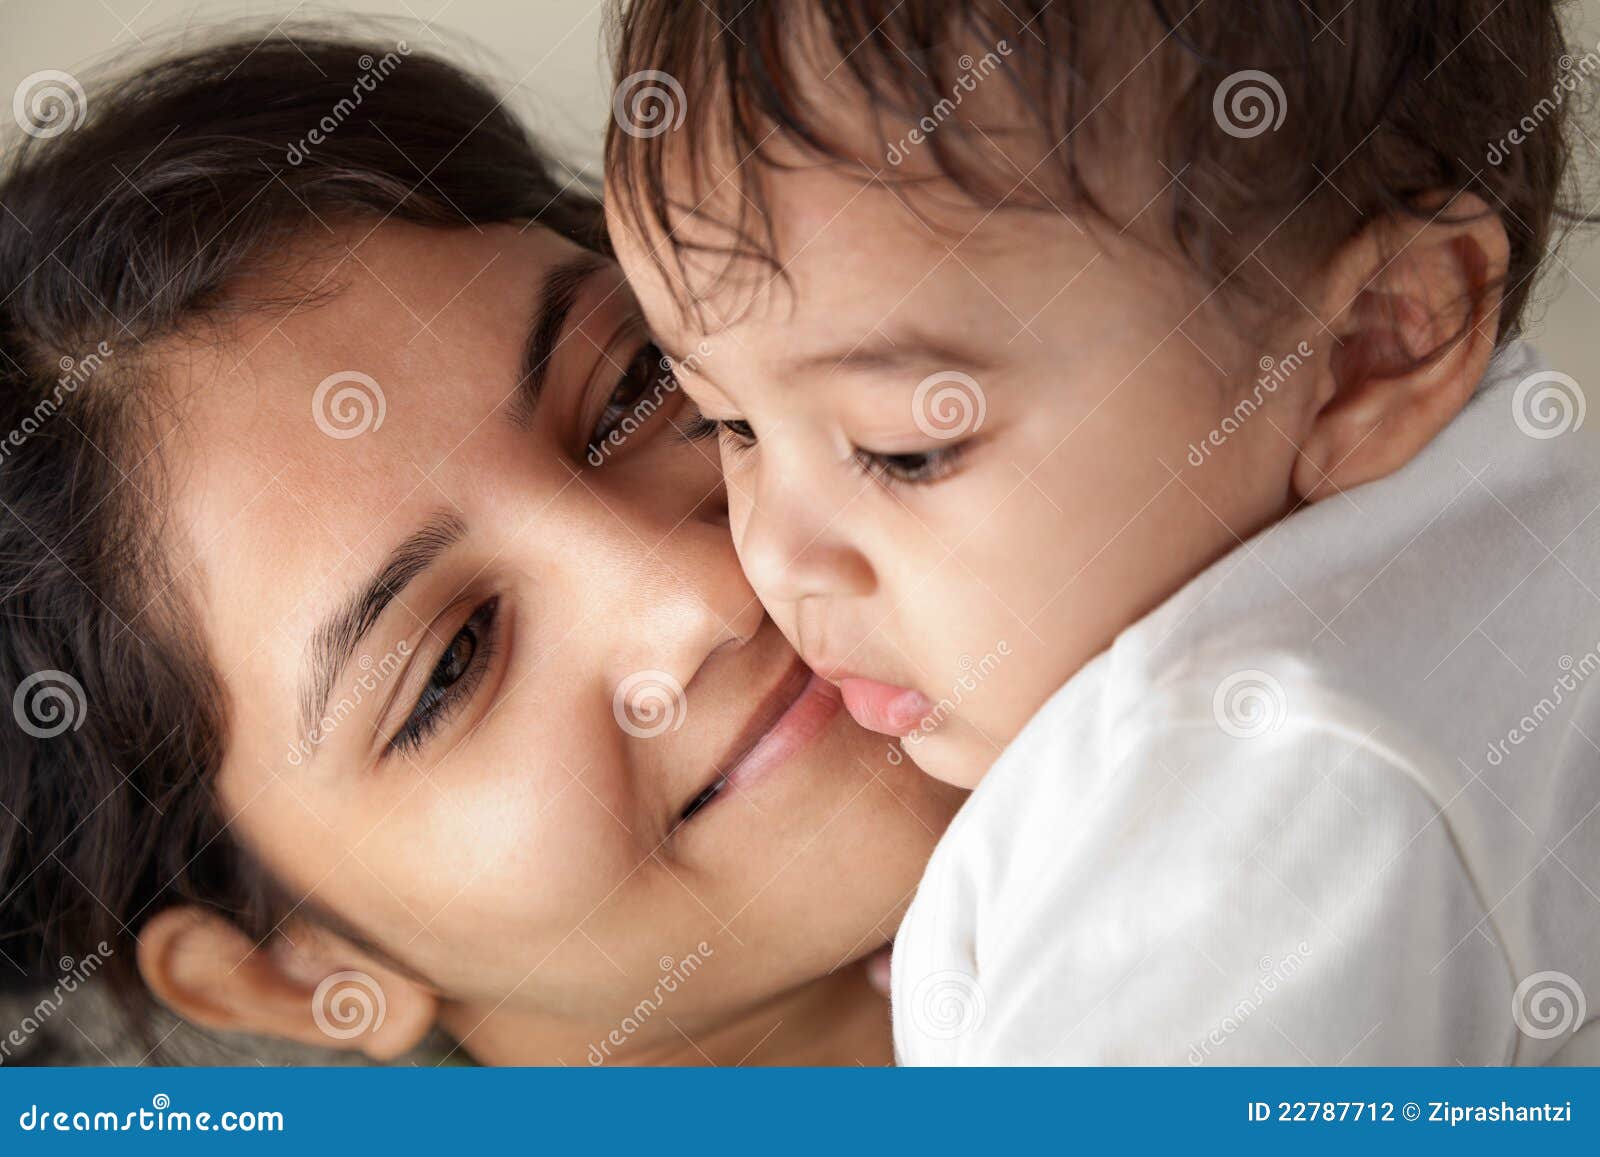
836;676;933;737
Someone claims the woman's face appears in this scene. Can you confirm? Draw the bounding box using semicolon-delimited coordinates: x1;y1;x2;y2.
162;220;960;1057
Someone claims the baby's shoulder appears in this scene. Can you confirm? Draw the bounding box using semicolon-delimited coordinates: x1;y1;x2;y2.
945;649;1454;894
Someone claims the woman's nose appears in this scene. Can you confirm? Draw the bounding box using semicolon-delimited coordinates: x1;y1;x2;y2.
601;478;766;681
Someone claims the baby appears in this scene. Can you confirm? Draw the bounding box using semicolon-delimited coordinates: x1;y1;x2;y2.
605;1;1600;1063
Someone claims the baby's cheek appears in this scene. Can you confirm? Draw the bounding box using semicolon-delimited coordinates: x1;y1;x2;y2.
717;435;759;491
923;590;1044;747
725;487;758;560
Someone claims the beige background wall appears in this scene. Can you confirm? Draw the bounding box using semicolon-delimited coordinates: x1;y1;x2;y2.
0;0;1596;374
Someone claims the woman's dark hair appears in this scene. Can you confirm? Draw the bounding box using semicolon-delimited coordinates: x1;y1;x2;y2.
607;0;1589;343
0;25;602;1031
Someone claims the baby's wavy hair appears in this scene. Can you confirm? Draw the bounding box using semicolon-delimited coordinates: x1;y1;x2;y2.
606;0;1590;344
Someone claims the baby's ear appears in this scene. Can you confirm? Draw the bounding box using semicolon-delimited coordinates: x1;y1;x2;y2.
1293;190;1509;503
137;906;438;1062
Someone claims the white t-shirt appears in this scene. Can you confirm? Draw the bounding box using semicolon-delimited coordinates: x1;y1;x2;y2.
893;340;1600;1065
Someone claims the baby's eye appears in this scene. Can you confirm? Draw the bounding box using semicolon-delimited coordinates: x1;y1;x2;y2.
856;445;965;486
682;415;758;455
680;415;755;446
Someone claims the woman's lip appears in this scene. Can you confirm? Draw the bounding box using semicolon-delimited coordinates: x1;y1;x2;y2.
682;661;840;822
720;669;840;793
837;676;933;737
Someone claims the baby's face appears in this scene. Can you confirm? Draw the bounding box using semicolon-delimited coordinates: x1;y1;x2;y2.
609;166;1313;786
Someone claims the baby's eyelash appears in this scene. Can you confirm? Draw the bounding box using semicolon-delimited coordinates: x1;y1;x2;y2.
683;413;967;486
854;444;966;487
680;413;718;442
681;415;757;457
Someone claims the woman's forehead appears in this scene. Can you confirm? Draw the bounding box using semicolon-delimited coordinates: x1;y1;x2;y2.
160;223;571;701
169;222;564;516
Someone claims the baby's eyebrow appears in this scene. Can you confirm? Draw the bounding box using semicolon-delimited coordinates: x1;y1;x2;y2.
780;332;995;380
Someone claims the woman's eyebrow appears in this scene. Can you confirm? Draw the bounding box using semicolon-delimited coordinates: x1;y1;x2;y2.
297;510;467;752
505;251;610;429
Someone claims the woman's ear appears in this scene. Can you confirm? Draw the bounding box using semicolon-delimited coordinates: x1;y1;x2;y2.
1293;190;1509;503
137;906;438;1062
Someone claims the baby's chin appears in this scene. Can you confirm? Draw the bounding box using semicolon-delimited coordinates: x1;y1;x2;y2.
897;725;991;790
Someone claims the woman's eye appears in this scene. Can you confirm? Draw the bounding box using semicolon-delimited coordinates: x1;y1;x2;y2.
587;342;675;457
388;598;499;757
856;445;964;486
